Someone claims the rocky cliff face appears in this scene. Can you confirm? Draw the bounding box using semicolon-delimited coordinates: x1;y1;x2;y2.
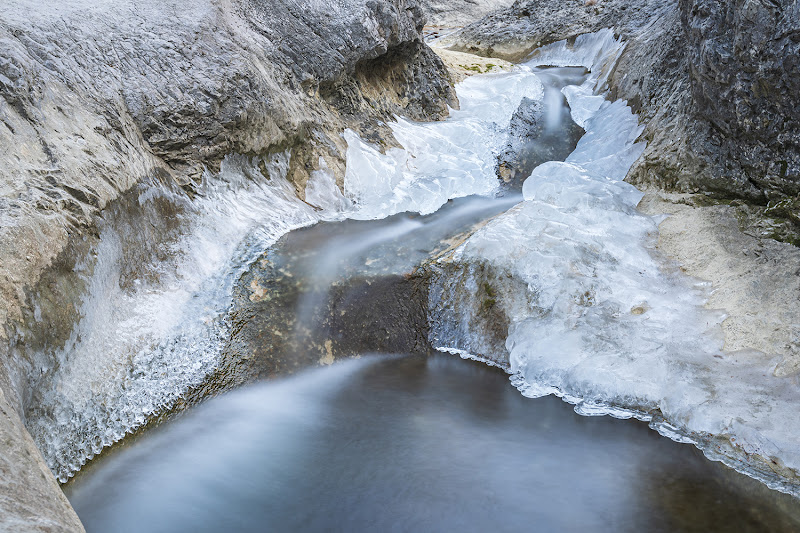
419;0;516;26
680;0;800;199
0;0;456;528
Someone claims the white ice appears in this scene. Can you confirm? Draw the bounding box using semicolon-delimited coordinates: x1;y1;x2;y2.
432;30;800;494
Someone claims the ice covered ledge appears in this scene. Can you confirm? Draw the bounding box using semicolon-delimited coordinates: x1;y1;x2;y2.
429;30;800;496
638;191;800;379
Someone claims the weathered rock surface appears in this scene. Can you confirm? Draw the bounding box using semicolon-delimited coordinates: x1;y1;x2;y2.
419;0;516;27
0;387;84;532
1;0;457;527
442;0;668;62
638;190;800;377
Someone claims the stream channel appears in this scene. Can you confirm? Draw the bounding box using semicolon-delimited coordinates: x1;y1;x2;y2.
60;32;800;531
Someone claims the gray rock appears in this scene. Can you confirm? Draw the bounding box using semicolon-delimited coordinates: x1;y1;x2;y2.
419;0;517;27
0;387;84;532
442;0;668;62
496;67;586;189
679;0;800;198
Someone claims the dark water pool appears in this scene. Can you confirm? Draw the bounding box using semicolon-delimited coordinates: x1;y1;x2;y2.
66;354;800;532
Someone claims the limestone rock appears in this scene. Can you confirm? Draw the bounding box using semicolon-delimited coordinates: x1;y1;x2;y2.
0;387;84;532
419;0;517;27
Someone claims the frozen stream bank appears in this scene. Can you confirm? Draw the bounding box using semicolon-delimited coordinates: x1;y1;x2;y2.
31;29;800;504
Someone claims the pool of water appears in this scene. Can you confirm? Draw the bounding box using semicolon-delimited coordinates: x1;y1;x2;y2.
66;354;800;532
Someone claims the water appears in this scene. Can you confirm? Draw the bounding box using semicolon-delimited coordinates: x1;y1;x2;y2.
28;25;800;505
66;355;800;532
426;30;800;492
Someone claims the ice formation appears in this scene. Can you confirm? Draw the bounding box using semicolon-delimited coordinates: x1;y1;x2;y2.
28;154;345;482
429;31;800;495
343;64;543;218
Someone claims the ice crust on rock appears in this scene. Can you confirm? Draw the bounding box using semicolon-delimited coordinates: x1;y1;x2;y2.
430;31;800;495
27;155;346;482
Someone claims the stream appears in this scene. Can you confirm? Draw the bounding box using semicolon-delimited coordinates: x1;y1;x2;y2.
66;355;800;532
45;30;800;528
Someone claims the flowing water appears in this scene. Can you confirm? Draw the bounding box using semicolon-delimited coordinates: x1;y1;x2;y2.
38;28;800;522
66;355;800;532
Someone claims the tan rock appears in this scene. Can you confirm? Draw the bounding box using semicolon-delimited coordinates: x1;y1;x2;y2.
638;191;800;376
0;387;84;532
431;48;512;84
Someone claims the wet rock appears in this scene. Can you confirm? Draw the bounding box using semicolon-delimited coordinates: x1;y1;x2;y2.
222;268;432;384
496;90;585;189
427;259;532;367
217;197;515;387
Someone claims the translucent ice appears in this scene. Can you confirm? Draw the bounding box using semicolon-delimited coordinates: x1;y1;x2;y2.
344;67;544;219
429;30;800;495
26;154;345;482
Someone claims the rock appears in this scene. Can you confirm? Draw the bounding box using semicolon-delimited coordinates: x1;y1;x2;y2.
496;68;586;189
637;190;800;377
679;0;800;198
0;387;84;532
441;0;668;62
419;0;517;27
427;259;531;367
431;48;512;83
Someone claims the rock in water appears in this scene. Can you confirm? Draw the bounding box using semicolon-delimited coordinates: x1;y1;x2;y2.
496;91;585;189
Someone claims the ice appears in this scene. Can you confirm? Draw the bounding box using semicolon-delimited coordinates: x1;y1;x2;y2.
432;31;800;495
27;153;346;482
343;68;544;219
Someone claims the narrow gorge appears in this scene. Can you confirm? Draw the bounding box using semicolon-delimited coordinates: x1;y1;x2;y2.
1;0;799;531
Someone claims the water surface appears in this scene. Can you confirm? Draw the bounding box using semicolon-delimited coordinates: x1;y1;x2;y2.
67;355;800;532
